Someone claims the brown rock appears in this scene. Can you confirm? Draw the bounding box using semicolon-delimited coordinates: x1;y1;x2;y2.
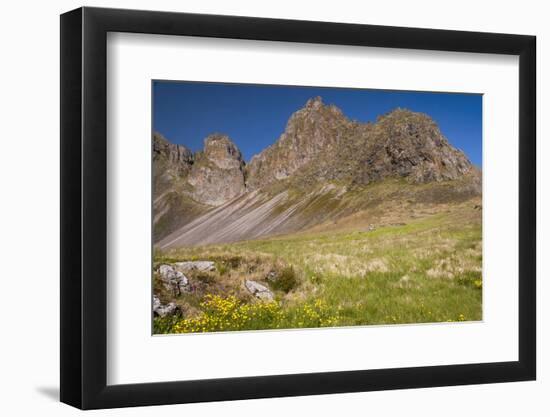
187;134;246;206
246;101;478;189
246;96;354;190
153;132;194;172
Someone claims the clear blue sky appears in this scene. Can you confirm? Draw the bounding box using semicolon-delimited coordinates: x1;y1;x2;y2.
153;81;482;166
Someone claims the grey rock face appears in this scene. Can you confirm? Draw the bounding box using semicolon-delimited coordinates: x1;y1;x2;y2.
203;133;245;170
153;132;194;173
153;295;178;317
174;261;216;273
366;109;474;183
246;96;354;190
187;134;247;206
152;132;247;242
244;280;274;301
152;132;201;242
246;100;478;190
158;264;189;296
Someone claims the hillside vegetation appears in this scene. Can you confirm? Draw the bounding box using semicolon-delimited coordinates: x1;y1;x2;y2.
154;189;482;333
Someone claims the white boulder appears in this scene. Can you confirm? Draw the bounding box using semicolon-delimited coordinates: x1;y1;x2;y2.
153;295;178;317
157;264;189;295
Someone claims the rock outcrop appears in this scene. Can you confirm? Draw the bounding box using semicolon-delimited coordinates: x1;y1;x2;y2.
153;132;194;197
246;96;354;190
174;261;216;273
152;133;208;242
158;264;190;296
153;132;194;171
152;133;246;241
153;295;178;317
246;98;479;190
355;109;474;183
187;134;246;206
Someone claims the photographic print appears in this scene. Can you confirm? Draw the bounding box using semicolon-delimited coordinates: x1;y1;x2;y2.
152;81;482;334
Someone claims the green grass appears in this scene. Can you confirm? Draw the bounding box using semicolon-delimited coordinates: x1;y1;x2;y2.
155;202;482;333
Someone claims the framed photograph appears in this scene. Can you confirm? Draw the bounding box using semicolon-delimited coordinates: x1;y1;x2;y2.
60;6;536;409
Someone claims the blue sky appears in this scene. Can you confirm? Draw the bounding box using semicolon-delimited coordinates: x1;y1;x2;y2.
153;81;482;166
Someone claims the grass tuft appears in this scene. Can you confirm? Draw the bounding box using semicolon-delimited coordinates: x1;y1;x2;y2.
270;266;298;293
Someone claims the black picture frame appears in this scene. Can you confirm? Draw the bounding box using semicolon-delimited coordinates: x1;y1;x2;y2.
60;6;536;410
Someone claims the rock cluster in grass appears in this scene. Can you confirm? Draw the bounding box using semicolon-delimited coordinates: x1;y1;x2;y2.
158;264;190;296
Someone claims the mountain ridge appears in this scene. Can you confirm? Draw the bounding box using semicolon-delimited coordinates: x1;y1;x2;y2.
153;97;481;246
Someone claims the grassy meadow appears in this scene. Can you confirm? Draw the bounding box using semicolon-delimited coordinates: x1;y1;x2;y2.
153;196;482;334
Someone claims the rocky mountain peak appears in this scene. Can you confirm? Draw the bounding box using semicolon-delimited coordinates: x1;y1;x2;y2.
203;133;244;170
246;101;479;190
246;97;353;189
366;108;475;183
295;96;345;120
153;132;194;166
375;108;438;132
187;133;246;206
304;95;324;109
152;132;194;199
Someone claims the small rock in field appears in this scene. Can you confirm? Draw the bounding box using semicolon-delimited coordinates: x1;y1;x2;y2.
153;295;178;317
244;279;274;301
174;261;216;272
157;264;189;296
